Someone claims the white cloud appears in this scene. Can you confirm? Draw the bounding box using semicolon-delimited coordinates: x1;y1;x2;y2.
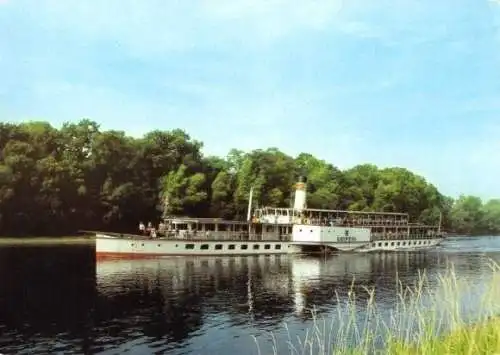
201;0;343;37
9;0;403;57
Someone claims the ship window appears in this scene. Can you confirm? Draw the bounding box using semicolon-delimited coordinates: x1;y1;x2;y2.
299;229;302;232
131;243;135;247
228;244;235;250
141;243;145;247
253;244;260;250
215;244;223;250
241;244;248;250
200;244;209;250
384;242;388;246
345;230;349;236
310;230;313;233
378;242;382;247
275;244;282;250
264;244;271;249
157;244;161;247
391;242;394;246
397;242;400;246
185;244;195;249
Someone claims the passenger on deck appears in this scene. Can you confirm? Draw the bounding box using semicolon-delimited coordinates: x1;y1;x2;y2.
150;227;157;239
139;222;145;235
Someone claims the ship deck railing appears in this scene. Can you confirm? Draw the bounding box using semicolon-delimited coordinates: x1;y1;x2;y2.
371;233;444;240
99;231;292;242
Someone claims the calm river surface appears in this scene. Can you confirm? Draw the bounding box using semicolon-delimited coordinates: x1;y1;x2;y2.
0;236;499;354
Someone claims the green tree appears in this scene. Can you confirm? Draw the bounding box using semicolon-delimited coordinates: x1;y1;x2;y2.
450;195;483;235
0;118;494;236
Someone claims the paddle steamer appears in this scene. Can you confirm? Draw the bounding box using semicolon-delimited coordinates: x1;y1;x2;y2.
95;177;445;257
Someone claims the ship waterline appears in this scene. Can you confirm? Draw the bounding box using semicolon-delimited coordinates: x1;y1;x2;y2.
95;233;444;257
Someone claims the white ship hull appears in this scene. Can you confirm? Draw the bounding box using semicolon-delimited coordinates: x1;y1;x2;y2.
95;233;294;258
95;233;444;258
357;237;444;252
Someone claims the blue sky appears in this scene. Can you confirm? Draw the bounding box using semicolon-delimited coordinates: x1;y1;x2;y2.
1;0;500;200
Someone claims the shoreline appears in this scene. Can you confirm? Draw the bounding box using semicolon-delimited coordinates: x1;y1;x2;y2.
0;236;95;246
386;316;500;354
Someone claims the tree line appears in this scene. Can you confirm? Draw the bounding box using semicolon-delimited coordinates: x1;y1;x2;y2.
0;119;497;236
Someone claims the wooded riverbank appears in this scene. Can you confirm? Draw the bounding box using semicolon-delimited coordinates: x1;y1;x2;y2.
0;120;498;237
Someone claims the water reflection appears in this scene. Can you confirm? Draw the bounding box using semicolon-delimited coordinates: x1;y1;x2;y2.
0;245;95;354
93;252;449;353
0;238;499;354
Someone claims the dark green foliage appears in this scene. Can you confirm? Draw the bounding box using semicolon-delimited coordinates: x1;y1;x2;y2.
0;119;495;236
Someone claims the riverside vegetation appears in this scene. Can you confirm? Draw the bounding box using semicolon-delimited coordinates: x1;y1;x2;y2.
256;260;500;355
0;119;499;237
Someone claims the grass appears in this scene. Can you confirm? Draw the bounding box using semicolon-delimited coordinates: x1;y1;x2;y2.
388;316;500;354
0;236;95;246
255;259;500;355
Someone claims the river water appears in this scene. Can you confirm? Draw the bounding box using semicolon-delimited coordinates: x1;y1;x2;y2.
0;236;499;354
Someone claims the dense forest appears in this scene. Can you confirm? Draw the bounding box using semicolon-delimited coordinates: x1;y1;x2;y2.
0;119;498;237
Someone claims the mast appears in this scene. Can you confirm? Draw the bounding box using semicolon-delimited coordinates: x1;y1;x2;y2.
247;186;254;239
246;186;254;221
162;195;170;220
438;211;442;233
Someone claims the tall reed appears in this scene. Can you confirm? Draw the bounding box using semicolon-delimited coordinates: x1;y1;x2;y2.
255;259;500;355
